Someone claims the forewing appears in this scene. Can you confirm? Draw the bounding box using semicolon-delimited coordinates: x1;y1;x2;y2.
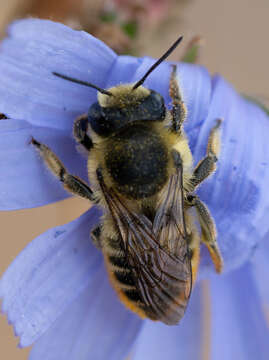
152;166;192;322
98;169;192;325
153;168;188;258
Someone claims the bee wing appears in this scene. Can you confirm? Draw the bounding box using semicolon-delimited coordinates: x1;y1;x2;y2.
98;169;192;325
153;170;188;258
152;167;192;322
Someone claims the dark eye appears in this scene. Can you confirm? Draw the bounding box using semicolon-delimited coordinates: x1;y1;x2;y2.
88;102;129;136
88;102;113;137
141;90;166;121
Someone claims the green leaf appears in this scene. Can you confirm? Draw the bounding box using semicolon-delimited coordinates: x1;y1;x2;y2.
121;21;138;39
182;44;199;64
99;12;117;23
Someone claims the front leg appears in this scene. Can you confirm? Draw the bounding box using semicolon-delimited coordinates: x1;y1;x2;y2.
31;138;97;203
73;114;93;151
169;64;187;133
186;194;223;273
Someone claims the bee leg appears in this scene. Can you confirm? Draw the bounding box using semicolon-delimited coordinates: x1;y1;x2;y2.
186;194;223;273
31;138;97;203
185;212;200;283
91;224;103;249
171;151;201;281
189;119;222;191
169;64;187;133
73;114;93;151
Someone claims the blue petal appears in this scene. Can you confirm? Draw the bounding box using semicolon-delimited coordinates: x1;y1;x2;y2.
0;19;116;130
132;284;204;360
0;208;102;346
251;234;269;312
30;267;142;360
196;76;269;276
210;264;269;360
0;119;88;210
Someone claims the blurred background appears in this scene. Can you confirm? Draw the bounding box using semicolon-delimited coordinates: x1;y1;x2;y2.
0;0;268;358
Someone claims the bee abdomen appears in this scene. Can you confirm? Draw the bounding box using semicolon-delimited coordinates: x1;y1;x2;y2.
105;240;190;323
105;248;147;318
108;254;136;288
114;268;136;287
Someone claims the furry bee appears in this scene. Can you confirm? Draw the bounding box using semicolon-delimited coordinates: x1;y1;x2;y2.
32;36;223;325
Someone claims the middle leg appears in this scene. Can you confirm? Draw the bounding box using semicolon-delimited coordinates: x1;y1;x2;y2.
189;119;222;192
91;224;103;249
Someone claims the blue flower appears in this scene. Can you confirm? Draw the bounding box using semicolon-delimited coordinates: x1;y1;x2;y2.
1;18;269;360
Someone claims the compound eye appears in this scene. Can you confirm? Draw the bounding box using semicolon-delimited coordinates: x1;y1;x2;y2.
143;90;166;121
150;90;164;108
88;102;113;137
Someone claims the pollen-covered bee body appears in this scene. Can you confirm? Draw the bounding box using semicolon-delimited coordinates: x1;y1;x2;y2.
85;82;196;325
33;37;223;325
95;123;173;201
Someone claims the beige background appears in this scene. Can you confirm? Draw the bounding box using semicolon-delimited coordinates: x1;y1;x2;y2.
0;0;269;359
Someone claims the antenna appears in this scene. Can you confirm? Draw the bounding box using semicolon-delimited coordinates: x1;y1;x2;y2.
52;72;113;96
132;35;183;90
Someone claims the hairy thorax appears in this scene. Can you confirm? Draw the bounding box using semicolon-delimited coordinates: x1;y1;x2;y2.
103;123;169;199
88;121;193;209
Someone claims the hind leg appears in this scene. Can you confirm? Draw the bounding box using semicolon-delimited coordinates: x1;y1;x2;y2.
185;211;200;283
186;195;223;273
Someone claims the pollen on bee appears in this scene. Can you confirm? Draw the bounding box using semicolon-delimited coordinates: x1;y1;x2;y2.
98;84;150;108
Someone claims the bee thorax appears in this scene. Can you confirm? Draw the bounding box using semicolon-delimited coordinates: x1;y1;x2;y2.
105;124;168;199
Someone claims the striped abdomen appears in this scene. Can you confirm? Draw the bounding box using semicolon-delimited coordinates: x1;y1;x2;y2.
104;236;148;319
103;235;190;324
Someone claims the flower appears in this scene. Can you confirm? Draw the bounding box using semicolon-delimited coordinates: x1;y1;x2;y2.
1;18;269;360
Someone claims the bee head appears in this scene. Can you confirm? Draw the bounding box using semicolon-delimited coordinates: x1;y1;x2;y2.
88;85;166;137
53;36;183;137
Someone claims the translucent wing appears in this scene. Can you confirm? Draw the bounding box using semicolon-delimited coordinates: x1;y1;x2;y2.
97;168;192;325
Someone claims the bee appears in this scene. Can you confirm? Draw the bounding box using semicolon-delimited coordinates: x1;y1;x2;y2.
31;36;223;325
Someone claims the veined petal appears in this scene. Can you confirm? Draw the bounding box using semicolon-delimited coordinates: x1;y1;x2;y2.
0;208;102;347
132;284;204;360
210;264;269;360
30;267;142;360
0;19;116;131
0;119;88;210
196;76;269;276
